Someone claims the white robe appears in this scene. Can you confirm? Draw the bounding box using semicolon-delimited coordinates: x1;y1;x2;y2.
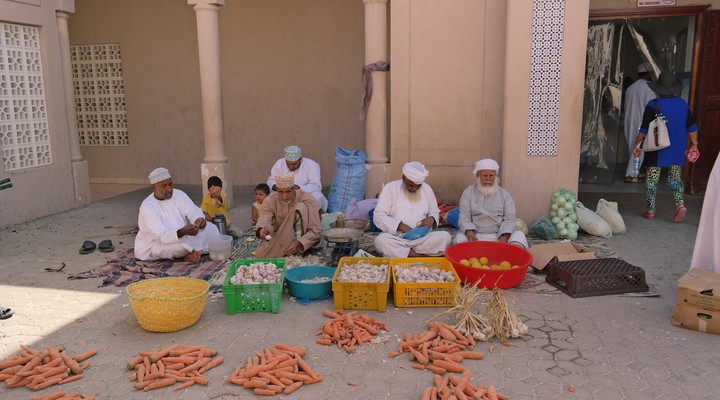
452;185;528;249
623;78;656;177
134;189;220;261
267;157;327;212
690;154;720;274
373;180;452;258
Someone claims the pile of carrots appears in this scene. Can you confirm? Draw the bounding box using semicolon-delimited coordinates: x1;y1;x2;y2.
126;345;223;391
420;372;508;400
389;321;483;374
30;392;98;400
225;344;322;396
390;321;510;399
0;344;97;391
315;309;388;353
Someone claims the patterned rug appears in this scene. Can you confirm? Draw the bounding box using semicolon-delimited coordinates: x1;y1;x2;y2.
69;247;232;293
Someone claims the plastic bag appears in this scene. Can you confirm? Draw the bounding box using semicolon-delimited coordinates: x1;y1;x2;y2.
550;189;579;240
530;217;557;240
516;219;529;236
327;147;368;213
445;208;460;229
596;199;626;234
575;201;612;238
401;226;430;240
345;198;378;221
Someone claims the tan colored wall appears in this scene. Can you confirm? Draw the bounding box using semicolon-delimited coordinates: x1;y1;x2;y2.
0;0;82;226
390;0;506;203
504;0;590;222
69;0;365;186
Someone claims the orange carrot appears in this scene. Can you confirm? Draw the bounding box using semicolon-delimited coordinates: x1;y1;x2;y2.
179;357;211;373
29;376;63;391
162;356;194;365
316;339;332;346
127;356;143;370
72;349;98;363
432;359;465;373
143;377;176;391
295;355;319;380
283;380;303;394
0;355;33;370
425;365;447;375
198;356;224;373
58;374;83;385
486;385;499;400
254;388;277;396
174;379;196;390
276;370;312;382
242;378;269;389
421;387;433;400
460;351;484;360
192;375;209;385
149;348;169;363
274;344;306;357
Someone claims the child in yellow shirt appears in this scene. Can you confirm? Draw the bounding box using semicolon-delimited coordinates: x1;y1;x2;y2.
201;176;231;227
251;183;270;226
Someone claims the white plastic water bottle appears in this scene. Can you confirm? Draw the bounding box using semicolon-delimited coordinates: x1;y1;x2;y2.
633;157;641;176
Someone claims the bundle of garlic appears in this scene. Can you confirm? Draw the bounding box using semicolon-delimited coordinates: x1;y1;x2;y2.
430;282;494;341
336;261;389;283
392;264;455;283
230;261;282;284
486;288;528;341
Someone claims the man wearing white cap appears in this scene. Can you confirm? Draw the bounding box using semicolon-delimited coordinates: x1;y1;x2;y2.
454;159;528;248
372;162;452;257
134;167;220;263
267;145;327;212
623;62;656;183
256;172;322;258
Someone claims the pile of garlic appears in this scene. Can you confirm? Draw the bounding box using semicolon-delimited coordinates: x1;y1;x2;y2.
230;261;282;284
336;261;389;283
393;264;455;283
299;276;332;283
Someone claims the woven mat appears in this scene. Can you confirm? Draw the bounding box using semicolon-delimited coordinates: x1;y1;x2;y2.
69;247;231;293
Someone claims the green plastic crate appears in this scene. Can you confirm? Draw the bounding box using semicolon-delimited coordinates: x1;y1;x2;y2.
222;258;286;314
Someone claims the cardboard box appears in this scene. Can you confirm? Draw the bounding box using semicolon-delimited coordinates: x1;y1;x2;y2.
528;242;595;271
672;304;720;335
677;268;720;312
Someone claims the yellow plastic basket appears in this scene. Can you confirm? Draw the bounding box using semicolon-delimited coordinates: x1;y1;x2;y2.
391;257;460;307
126;277;209;332
332;257;391;312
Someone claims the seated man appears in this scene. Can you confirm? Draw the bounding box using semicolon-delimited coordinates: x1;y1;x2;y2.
134;167;220;263
256;172;322;258
267;145;328;212
373;162;452;257
454;159;528;248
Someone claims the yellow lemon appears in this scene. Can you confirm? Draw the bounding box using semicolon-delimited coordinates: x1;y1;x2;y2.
479;264;491;269
500;261;512;269
469;257;479;264
490;264;501;270
511;264;520;269
479;257;489;265
471;261;481;268
459;259;471;266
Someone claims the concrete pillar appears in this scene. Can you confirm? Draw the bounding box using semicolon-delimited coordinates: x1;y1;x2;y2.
363;0;390;199
56;3;90;204
188;0;232;207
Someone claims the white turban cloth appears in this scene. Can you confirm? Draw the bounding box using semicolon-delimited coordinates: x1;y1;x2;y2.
275;172;296;189
148;167;171;184
402;161;429;184
473;159;500;176
284;145;302;162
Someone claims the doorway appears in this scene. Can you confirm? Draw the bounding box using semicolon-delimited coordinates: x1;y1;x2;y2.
579;15;697;187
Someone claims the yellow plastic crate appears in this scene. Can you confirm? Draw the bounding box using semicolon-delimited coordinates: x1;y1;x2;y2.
391;257;460;307
332;257;391;312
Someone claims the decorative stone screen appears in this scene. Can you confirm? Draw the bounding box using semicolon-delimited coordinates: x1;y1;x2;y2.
0;22;52;171
70;43;128;146
527;0;565;157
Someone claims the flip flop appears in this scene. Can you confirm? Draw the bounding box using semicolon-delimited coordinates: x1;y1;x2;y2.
98;239;115;253
79;240;96;254
673;205;687;223
0;308;13;320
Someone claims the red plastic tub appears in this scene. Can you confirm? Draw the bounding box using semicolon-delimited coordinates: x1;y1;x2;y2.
444;241;533;289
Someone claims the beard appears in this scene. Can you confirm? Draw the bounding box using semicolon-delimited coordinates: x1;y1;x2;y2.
402;183;423;203
477;177;500;198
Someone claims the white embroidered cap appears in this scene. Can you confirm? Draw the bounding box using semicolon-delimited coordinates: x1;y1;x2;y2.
148;167;171;184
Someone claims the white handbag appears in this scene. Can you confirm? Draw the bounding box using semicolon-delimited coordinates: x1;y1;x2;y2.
639;99;671;152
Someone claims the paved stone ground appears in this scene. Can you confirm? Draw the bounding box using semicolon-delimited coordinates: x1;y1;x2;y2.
0;185;718;400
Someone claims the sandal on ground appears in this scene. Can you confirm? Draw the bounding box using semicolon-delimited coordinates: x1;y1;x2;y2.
673;205;687;223
643;212;655;220
98;239;115;253
624;176;643;183
79;240;96;254
0;308;13;320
